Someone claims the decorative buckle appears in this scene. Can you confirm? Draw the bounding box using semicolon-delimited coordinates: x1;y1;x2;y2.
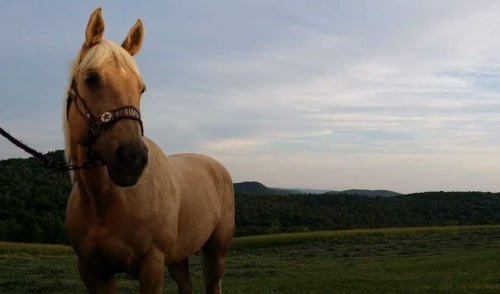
100;111;113;123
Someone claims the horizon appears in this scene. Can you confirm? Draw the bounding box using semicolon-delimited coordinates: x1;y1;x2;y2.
2;149;499;194
234;179;500;194
3;1;500;194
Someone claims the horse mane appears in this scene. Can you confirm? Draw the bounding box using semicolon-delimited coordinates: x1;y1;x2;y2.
62;40;141;176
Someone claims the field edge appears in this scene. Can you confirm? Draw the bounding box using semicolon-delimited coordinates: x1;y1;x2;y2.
2;224;500;255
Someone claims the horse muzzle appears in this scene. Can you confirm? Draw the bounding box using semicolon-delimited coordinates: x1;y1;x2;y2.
107;141;148;187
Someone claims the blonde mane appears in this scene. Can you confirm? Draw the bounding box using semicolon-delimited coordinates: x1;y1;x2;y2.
63;40;141;172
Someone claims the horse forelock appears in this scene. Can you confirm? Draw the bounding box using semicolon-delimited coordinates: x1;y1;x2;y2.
62;40;141;177
76;40;140;80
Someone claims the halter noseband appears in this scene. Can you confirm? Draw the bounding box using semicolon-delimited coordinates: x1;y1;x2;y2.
66;80;144;146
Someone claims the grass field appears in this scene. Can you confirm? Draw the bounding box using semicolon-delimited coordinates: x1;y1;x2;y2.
1;225;500;293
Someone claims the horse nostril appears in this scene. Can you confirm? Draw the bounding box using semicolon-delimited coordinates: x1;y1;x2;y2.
115;145;131;164
115;144;148;168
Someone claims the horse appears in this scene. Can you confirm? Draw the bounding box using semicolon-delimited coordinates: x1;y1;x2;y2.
63;8;235;294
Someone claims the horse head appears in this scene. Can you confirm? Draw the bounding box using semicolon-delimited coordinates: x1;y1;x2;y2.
66;8;148;187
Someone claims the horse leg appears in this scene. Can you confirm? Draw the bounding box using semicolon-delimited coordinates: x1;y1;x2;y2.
201;197;234;294
138;247;165;294
201;238;229;294
167;258;192;294
78;260;116;294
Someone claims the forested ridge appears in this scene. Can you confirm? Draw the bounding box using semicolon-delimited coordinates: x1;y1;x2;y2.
1;151;500;243
235;192;500;236
0;151;70;243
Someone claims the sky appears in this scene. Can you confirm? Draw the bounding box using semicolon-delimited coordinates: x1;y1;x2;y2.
2;1;500;193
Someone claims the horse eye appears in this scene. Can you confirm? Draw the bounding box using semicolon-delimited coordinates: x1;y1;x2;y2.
85;71;99;86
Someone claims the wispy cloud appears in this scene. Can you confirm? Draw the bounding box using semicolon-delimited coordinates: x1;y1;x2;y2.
3;1;500;193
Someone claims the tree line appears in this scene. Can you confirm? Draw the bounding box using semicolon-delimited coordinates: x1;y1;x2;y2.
0;151;70;243
234;191;500;236
1;151;500;243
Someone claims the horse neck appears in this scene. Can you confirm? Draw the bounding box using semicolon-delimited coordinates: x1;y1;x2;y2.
70;144;121;214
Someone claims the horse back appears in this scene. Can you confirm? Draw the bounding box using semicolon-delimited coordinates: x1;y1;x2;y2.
166;152;235;232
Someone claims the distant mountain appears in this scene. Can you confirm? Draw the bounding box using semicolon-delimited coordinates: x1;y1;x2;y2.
234;181;272;195
233;181;301;195
288;188;333;194
327;189;401;197
233;181;400;197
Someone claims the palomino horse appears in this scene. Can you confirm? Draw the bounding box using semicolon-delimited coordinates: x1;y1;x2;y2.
63;8;235;294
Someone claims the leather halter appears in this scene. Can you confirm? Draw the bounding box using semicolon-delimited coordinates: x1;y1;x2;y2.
66;80;144;146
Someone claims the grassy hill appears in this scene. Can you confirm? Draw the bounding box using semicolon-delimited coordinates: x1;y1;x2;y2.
1;225;500;294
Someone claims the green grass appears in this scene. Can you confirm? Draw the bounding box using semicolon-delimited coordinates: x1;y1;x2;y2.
1;225;500;293
231;224;500;249
0;241;73;256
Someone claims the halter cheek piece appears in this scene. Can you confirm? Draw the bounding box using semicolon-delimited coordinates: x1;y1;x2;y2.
66;80;144;163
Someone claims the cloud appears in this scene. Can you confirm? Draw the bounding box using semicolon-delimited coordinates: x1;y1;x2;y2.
4;1;500;192
201;138;268;155
178;3;500;155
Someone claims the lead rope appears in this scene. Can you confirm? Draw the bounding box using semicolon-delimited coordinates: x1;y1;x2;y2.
0;126;103;171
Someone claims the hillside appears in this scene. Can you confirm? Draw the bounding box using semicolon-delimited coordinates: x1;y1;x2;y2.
235;192;500;235
327;189;401;197
233;181;277;195
234;181;401;197
0;150;71;243
2;226;500;294
233;181;301;195
1;151;500;243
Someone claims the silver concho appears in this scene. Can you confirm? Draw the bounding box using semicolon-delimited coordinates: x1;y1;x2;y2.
101;112;113;123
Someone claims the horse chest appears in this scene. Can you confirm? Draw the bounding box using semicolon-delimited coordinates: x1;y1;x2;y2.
77;224;150;273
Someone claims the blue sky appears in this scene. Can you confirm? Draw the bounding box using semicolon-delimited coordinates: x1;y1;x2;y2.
2;1;500;193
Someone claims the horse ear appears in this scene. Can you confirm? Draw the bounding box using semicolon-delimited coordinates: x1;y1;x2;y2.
122;19;144;56
84;7;105;50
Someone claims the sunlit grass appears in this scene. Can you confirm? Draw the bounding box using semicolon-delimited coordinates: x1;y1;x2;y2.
0;241;73;256
1;225;500;293
230;224;500;250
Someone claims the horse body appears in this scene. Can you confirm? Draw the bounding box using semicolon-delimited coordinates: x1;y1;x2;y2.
66;139;234;288
64;8;234;294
